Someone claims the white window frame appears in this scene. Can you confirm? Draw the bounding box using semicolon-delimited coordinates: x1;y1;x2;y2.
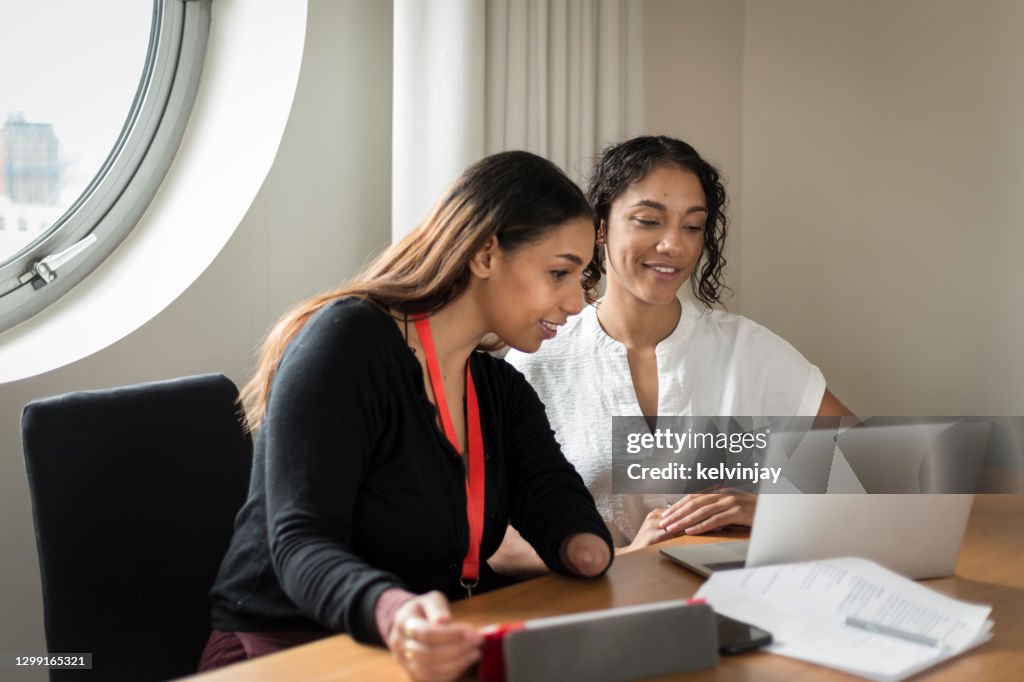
0;0;211;332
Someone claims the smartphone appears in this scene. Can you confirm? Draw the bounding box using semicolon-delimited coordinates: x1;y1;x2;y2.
716;613;773;655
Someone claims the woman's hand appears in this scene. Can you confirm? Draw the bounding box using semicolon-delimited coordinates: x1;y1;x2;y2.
559;532;612;576
658;489;757;535
617;508;674;554
386;591;482;682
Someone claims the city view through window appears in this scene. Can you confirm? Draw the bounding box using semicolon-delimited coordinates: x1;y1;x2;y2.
0;2;152;266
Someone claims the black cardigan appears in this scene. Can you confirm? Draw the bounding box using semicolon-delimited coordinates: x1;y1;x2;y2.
210;298;612;644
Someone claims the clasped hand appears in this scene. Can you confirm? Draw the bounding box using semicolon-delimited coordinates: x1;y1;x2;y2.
387;532;610;681
387;591;481;682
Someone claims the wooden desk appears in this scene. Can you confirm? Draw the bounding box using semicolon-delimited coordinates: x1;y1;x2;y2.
189;495;1023;681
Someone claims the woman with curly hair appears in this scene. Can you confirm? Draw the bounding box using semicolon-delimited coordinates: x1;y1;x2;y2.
503;136;851;555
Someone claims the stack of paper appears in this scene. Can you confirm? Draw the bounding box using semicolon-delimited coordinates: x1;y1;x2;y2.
695;557;992;681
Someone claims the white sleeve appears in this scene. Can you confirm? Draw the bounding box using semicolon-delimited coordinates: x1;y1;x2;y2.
745;325;827;416
794;364;827;416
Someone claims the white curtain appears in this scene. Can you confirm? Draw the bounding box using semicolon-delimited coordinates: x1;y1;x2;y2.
392;0;643;241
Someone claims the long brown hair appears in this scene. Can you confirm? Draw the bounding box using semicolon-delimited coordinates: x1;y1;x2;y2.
240;150;597;430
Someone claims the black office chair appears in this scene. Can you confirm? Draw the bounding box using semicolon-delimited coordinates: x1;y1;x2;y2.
21;374;253;681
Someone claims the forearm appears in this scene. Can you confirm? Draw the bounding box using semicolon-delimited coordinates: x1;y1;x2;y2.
268;505;404;644
558;532;613;577
506;369;615;573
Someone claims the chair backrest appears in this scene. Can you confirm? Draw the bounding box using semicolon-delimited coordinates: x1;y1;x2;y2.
21;374;252;681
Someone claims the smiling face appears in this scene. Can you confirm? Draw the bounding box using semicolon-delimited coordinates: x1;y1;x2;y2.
602;164;707;307
475;216;595;353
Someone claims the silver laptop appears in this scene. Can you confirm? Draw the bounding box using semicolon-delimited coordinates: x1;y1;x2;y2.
659;418;989;579
660;493;975;579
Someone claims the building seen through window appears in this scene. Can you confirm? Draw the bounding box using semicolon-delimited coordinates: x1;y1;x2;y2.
0;113;64;254
0;1;150;267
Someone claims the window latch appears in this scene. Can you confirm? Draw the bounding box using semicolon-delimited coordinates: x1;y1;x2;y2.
19;233;99;289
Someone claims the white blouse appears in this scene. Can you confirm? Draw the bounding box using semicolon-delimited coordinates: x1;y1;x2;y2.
505;299;826;545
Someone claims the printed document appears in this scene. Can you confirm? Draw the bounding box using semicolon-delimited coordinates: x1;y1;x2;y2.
695;557;992;681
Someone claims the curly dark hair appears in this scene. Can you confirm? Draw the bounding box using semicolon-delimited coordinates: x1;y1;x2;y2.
586;135;730;307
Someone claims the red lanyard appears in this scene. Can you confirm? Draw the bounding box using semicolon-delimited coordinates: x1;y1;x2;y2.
413;317;486;597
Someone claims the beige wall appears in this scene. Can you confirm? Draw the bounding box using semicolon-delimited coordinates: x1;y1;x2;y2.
740;0;1024;414
642;0;746;309
645;0;1023;415
0;0;392;667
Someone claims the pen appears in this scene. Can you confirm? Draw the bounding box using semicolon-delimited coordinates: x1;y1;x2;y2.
844;616;940;648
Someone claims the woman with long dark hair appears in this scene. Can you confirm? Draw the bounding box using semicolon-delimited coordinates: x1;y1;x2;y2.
200;151;613;681
506;136;851;553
